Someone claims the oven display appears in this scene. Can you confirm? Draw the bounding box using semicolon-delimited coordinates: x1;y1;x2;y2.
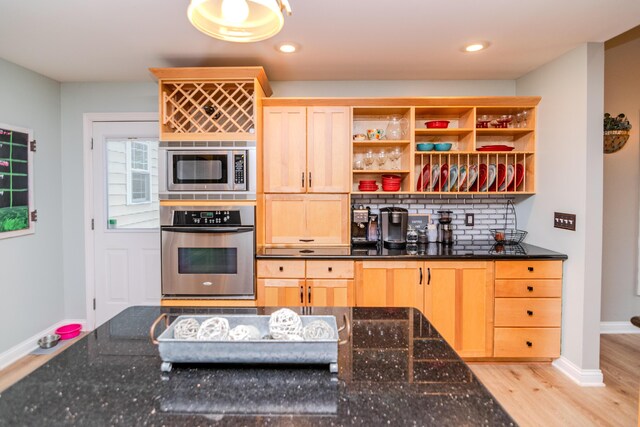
173;210;242;226
178;248;238;274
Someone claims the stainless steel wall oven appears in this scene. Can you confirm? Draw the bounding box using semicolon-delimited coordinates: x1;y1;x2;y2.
160;205;255;298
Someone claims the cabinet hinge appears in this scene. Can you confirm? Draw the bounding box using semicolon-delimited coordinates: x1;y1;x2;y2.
91;138;94;150
91;218;95;230
30;210;38;222
93;298;96;310
29;140;36;152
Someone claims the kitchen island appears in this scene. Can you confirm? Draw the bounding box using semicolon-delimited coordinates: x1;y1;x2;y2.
0;306;515;426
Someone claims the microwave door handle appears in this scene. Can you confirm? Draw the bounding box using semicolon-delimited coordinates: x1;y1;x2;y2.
161;226;254;233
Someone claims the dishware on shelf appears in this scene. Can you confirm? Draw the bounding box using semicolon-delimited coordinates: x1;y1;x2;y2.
416;143;434;151
381;174;401;191
416;163;430;191
508;163;525;191
388;147;402;170
433;164;449;192
425;120;450;129
515;113;523;128
434;143;452;151
476;115;491;128
458;165;468;190
446;165;459;191
386;115;409;140
430;164;440;191
353;158;364;170
376;150;387;169
477;145;515;152
481;164;497;191
491;163;507;191
499;164;515;191
363;150;374;170
353;133;366;141
366;128;385;140
497;115;513;128
521;110;528;128
470;164;487;191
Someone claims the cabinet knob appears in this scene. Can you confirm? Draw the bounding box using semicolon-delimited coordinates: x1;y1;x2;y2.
526;341;533;347
527;285;534;292
279;266;284;272
527;310;534;316
528;267;534;272
328;267;333;272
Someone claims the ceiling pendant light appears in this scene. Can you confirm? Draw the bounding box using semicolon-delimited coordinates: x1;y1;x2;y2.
187;0;292;43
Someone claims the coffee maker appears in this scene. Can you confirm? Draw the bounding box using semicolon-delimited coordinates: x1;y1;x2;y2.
380;207;408;249
351;205;378;246
437;210;454;245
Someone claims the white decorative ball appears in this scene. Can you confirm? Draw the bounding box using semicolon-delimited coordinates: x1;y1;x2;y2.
196;317;230;341
173;318;200;340
303;320;335;340
269;308;303;340
229;325;261;341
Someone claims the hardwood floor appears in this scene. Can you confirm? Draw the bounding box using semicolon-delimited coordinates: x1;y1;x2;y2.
470;334;640;427
0;333;638;426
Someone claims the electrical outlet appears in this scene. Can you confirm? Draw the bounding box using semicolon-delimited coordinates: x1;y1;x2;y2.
554;212;576;231
465;213;474;227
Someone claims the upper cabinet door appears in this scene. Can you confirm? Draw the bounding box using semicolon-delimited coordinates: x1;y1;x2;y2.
263;107;307;193
307;107;351;193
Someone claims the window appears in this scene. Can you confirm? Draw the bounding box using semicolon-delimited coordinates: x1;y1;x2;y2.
128;141;151;204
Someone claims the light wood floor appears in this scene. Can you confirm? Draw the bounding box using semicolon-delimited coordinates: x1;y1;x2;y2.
470;334;640;427
0;334;638;426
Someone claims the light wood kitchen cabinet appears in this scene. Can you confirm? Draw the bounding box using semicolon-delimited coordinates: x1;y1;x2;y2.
264;194;349;246
493;260;562;359
257;260;354;307
354;261;424;311
422;261;494;358
263;106;350;193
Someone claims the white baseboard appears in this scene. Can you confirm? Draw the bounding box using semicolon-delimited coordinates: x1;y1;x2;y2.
600;321;640;334
552;356;604;387
0;319;87;371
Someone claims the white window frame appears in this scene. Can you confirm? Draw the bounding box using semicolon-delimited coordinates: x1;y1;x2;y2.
126;140;151;205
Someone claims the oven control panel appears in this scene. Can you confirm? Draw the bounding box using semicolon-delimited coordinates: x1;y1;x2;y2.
173;210;243;226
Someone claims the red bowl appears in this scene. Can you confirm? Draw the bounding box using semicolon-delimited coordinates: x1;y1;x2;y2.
55;323;82;340
425;120;450;129
359;180;376;185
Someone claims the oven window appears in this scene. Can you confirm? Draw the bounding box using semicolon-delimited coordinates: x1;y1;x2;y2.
173;154;227;184
177;248;237;274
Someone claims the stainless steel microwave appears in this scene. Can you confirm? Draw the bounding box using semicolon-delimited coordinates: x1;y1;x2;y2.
159;146;256;199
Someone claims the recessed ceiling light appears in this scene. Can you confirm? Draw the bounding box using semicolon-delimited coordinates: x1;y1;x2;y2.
277;42;299;53
464;42;489;52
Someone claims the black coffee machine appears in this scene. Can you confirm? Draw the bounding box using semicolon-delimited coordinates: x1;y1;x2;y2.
351;205;378;246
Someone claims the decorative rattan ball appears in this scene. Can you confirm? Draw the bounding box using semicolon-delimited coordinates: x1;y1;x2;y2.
196;317;230;341
173;318;200;340
269;308;303;340
303;320;335;340
229;325;261;341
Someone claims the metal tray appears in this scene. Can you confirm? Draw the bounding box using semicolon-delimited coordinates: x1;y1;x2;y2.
150;314;345;373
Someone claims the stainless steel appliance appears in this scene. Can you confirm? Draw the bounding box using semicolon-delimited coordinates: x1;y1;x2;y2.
160;205;255;298
351;205;378;246
437;210;454;245
159;143;256;200
380;207;408;249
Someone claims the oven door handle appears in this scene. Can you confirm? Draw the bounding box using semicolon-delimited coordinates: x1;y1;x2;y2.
161;226;254;233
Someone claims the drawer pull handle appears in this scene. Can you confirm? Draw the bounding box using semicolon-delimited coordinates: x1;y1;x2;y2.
528;267;534;272
300;239;315;243
279;266;284;272
526;341;533;347
328;267;333;272
527;286;534;292
527;310;534;316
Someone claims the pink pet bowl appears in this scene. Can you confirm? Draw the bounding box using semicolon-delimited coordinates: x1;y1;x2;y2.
55;323;82;340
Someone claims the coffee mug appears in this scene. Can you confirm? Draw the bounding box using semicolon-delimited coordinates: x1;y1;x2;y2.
367;128;385;140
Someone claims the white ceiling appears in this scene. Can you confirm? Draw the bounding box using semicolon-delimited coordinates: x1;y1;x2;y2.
1;0;639;83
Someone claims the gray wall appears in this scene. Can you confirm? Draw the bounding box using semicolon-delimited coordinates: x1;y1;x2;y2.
516;43;604;371
60;83;158;319
0;59;63;354
602;28;640;321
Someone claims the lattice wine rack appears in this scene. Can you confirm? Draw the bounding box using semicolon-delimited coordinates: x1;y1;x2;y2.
160;80;256;139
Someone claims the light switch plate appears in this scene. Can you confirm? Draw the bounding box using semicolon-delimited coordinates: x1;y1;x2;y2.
465;213;474;227
554;212;576;231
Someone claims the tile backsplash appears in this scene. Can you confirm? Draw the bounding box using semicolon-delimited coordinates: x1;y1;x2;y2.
351;194;516;242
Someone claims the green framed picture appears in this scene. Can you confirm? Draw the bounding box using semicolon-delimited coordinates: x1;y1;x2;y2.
0;123;35;239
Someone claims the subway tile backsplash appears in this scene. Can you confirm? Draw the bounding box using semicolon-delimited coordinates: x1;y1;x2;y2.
351;194;516;242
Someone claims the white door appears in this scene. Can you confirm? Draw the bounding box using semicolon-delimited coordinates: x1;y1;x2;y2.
92;121;160;327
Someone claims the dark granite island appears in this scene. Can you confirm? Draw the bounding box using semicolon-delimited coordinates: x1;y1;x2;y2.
0;306;515;426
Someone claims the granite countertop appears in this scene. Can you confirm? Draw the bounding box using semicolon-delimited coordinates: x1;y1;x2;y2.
257;241;567;260
0;306;515;426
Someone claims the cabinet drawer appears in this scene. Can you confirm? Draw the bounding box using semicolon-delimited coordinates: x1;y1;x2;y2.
257;260;305;278
495;261;563;279
495;280;562;298
494;328;561;358
306;261;354;279
495;298;561;327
